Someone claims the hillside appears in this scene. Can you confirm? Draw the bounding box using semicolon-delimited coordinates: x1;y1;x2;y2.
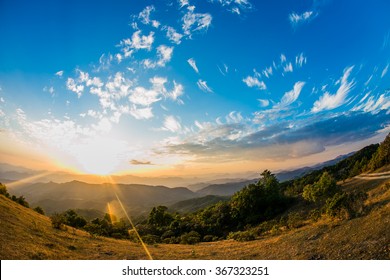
1;170;389;260
168;195;230;213
9;181;199;215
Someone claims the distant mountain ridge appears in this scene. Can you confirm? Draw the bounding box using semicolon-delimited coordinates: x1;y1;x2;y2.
10;180;200;215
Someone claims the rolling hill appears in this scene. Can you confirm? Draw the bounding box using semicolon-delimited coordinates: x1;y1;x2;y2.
1;170;389;260
9;181;199;215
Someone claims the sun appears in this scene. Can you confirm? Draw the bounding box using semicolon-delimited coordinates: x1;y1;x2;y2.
72;137;126;176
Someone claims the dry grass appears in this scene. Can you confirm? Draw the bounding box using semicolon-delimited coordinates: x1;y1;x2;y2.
1;176;389;260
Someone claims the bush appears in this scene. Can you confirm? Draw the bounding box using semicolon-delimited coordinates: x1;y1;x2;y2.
33;206;45;215
302;172;338;203
0;183;10;198
203;235;217;242
180;231;201;245
324;191;367;219
227;230;256;242
51;213;66;229
286;212;304;229
142;234;160;245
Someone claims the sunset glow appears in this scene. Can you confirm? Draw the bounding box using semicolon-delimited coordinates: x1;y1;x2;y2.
0;0;389;178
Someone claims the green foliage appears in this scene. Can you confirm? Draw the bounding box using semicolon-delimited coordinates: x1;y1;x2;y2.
286;212;304;229
142;234;161;245
0;183;10;198
51;213;66;229
369;133;390;170
33;206;45;215
62;209;87;228
148;206;173;228
227;230;256;242
302;172;338;203
180;231;201;245
230;170;289;226
324;191;367;219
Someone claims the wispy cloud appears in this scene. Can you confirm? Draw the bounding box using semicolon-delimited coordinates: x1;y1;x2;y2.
258;99;270;107
283;62;294;73
182;6;212;36
187;58;199;73
143;45;174;68
277;81;305;108
55;70;64;77
66;78;84;98
381;64;389;78
120;30;155;53
312;66;355;113
242;76;266;90
163;115;182;132
130;159;153;165
164;26;183;44
210;0;253;15
295;53;307;67
289;11;316;27
129;105;154;120
197;79;213;93
138;5;160;28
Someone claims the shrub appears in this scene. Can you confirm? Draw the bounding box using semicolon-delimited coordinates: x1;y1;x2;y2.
51;213;66;229
227;230;256;242
324;191;367;219
0;183;10;198
302;172;338;203
33;206;45;215
202;235;216;242
286;212;304;229
142;234;160;245
180;231;201;245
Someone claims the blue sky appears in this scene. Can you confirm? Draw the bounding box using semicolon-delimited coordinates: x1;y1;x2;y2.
0;0;389;176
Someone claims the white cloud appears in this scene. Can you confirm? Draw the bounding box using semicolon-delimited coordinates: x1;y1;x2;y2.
278;81;305;108
226;111;243;124
44;86;55;95
258;99;270;107
353;92;390;113
197;79;213;93
179;0;189;9
66;78;84;98
280;54;287;63
312;66;355;113
262;66;273;78
295;53;307;67
381;64;389;78
55;70;64;77
187;58;199;73
211;0;253;15
283;62;293;73
182;6;212;36
289;11;316;26
121;31;155;52
157;45;173;67
242;76;266;90
165;26;183;44
129;86;161;107
167;81;184;102
138;6;160;28
163;115;182;132
143;45;174;69
129;105;154;120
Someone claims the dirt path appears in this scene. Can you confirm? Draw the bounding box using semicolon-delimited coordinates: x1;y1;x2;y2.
355;171;390;180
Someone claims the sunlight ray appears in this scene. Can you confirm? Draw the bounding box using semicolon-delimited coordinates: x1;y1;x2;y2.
7;171;53;189
104;175;153;260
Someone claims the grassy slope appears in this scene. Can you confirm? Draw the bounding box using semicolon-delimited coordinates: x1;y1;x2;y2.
1;175;389;260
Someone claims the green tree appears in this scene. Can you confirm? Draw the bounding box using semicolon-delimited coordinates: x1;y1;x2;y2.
148;206;173;227
230;170;287;226
33;206;45;215
0;183;10;198
302;171;338;203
